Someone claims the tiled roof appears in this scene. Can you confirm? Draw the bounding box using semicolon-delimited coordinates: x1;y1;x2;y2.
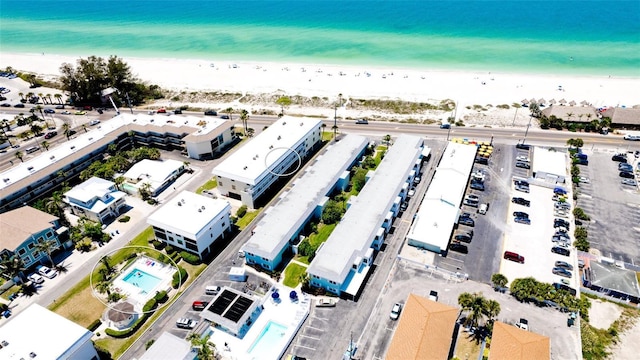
489;321;550;360
0;206;58;250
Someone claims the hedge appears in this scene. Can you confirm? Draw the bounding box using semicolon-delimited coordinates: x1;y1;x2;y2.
172;267;188;288
165;245;176;255
154;290;168;303
105;313;149;338
151;240;165;250
180;251;201;265
237;205;248;218
87;319;102;331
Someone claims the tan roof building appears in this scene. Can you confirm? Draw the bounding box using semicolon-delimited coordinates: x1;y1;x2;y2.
489;321;550;360
541;105;598;122
386;293;459;360
602;107;640;126
0;206;58;250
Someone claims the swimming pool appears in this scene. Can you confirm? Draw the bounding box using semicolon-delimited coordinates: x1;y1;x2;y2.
122;268;161;294
247;321;287;356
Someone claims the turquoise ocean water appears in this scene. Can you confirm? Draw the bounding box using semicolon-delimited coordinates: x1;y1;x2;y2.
1;0;639;76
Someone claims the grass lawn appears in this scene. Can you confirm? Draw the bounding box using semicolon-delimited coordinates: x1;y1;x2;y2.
196;178;218;194
454;329;482;360
309;223;336;248
295;255;310;265
236;208;261;230
374;146;387;167
322;131;333;142
283;263;307;288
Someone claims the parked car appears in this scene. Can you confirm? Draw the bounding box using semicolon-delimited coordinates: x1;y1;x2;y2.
449;243;469;254
504;251;525;264
205;285;221;295
390;302;402;320
192;301;209;311
478;203;488;215
514;180;529;187
44;131;57;139
458;215;475;227
0;103;10;107
463;199;479;207
474;157;489;165
429;290;439;301
555;202;571;210
513;211;529;218
515;143;530;150
470;181;485;191
471;171;485;181
36;265;57;279
554;219;570;228
553;187;567;195
618;163;633;171
511;197;531;206
355;119;369;125
316;298;337;307
514;217;531;225
621;179;637;186
555;261;574;271
28;273;45;284
465;194;480;202
552;267;572;278
454;233;473;243
204;110;218;116
515;318;529;330
612;154;628;162
515;161;530;169
61;110;71;115
515;185;530;193
400;202;409;212
578;176;590;183
619;171;635;179
157;108;167;113
551;246;571;256
516;155;530;163
89;119;100;126
176;318;197;329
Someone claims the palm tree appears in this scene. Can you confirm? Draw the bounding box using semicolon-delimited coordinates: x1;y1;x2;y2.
18;92;24;101
82;124;88;133
62;123;71;140
483;299;501;322
100;256;113;275
114;176;125;191
383;134;391;146
240;109;249;136
0;255;27;284
187;333;216;360
30;123;43;137
54;94;63;104
41;141;50;151
46;94;53;104
96;280;112;295
276;96;291;116
246;128;255;137
34;239;58;267
37;93;44;103
491;273;508;290
458;292;487;328
44;192;65;217
139;182;152;200
225;107;233;121
566;112;574;122
321;123;326;138
15;151;24;162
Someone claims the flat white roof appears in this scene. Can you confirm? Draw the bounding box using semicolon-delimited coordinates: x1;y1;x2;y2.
147;190;231;238
407;142;477;251
308;134;423;284
0;113;229;191
139;331;192;360
243;135;369;259
64;176;114;203
532;147;567;178
0;304;93;359
123;158;183;191
211;116;322;185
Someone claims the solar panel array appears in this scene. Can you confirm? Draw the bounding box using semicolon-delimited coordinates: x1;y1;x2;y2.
225;296;254;322
206;289;255;323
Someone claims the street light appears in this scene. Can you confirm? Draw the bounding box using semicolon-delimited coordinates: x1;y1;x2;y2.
523;115;533;143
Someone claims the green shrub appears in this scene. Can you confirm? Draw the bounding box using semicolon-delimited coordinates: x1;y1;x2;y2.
180;251;201;265
154;290;168;303
87;319;102;331
143;298;157;312
145;339;155;350
118;215;131;223
237;205;248;218
172;267;188;288
151;240;165;249
170;252;182;263
105;313;149;338
573;207;591;221
94;344;113;360
165;245;175;254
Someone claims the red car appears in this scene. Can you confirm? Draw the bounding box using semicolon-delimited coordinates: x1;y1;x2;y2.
157;108;166;113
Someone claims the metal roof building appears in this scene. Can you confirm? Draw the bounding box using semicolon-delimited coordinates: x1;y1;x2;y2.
307;134;423;296
406;142;477;253
243;135;368;271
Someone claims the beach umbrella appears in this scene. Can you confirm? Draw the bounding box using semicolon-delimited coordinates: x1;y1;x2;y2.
271;292;280;299
569;100;577;106
538;98;546;104
549;99;557;105
530;98;537;104
521;99;529;104
289;291;298;300
559;99;567;105
580;100;589;106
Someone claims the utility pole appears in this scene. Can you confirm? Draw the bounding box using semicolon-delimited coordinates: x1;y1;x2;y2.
523;115;533;143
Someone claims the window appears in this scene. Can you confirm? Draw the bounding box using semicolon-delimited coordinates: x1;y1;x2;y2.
18;248;26;255
46;231;53;238
37;237;44;243
185;242;198;251
232;185;236;190
177;240;183;245
28;243;35;250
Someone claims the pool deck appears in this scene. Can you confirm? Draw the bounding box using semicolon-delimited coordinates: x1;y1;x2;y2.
209;284;310;360
112;256;176;308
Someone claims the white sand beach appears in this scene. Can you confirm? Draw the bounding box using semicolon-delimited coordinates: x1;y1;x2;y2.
2;52;639;127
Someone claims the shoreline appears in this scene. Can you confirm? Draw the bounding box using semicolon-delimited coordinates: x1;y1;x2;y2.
1;51;639;128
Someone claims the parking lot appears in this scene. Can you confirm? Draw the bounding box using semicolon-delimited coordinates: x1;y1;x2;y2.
574;149;640;264
435;144;514;283
358;260;581;360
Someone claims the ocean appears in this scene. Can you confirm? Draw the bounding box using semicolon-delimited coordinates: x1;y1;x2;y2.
1;0;639;76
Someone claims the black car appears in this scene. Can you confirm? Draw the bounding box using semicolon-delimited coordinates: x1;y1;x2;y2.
440;123;451;129
449;243;469;254
555;261;574;271
44;131;57;139
514;217;531;225
355;119;369;124
552;267;572;278
44;108;55;114
513;211;529;218
204;110;217;116
515;143;530;150
554;218;570;227
14;103;25;108
619;163;633;171
515;161;530;169
551;246;571;256
612;154;628;162
220;115;230;119
511;197;531;207
619;171;635;179
458;216;475;227
174;109;183;114
553;283;577;296
470;181;485;191
474;157;488;165
0;103;10;107
514;180;529;187
463;199;479;207
400;202;409;212
454;234;473;243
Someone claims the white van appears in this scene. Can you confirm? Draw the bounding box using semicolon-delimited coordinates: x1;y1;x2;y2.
478;203;488;215
25;146;40;154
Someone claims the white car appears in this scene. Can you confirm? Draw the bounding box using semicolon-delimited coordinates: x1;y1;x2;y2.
516;155;530;163
578;176;590;183
28;273;44;284
516;318;529;330
176;318;197;329
390;302;402;320
623;134;640;141
36;265;57;279
89;119;100;126
621;179;637;186
316;298;337;307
